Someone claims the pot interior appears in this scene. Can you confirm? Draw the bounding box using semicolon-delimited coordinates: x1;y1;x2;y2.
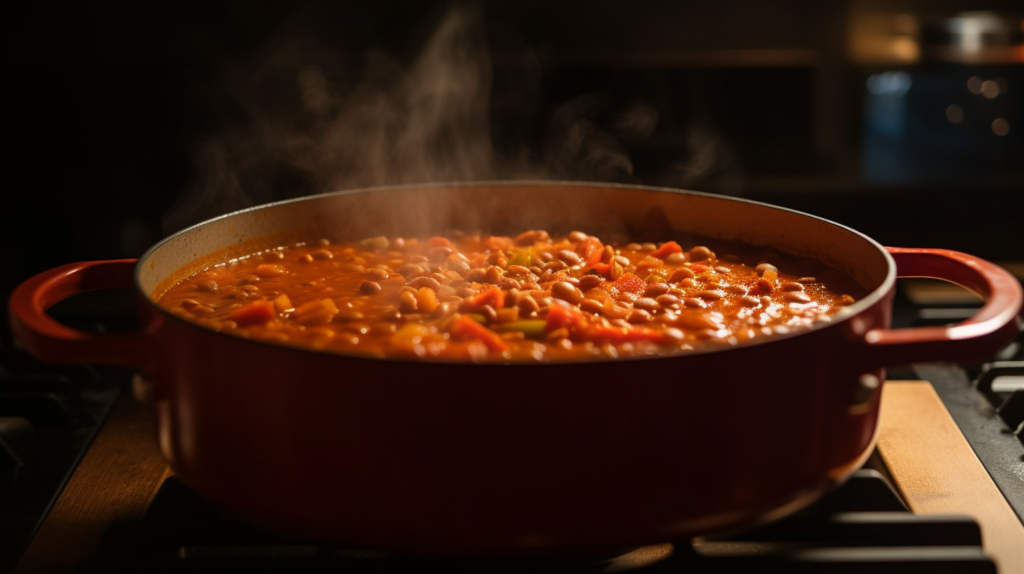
138;182;893;308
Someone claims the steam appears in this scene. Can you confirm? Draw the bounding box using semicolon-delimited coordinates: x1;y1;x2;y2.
163;4;725;234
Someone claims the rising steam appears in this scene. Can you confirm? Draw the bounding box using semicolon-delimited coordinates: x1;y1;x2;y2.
163;4;721;234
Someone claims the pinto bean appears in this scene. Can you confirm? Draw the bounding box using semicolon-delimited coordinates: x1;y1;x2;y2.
408;276;442;291
644;283;670;297
689;246;714;262
634;297;661;312
578;275;604;291
669;267;696;282
551;281;584;305
556;250;584;266
360;280;382;295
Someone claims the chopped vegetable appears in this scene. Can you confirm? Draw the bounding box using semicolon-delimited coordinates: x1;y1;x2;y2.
460;286;505;311
227;300;276;326
449;315;509;352
545;303;585;333
650;241;683;259
494;320;548;337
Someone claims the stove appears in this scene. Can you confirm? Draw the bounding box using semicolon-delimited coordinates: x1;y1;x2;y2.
2;282;1023;573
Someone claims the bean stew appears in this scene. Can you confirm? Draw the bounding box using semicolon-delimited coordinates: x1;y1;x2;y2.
155;230;865;361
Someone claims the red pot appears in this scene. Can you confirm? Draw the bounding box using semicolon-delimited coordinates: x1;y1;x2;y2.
8;182;1022;555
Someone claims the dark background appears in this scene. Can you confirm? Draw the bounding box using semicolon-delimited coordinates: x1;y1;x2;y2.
3;0;1023;297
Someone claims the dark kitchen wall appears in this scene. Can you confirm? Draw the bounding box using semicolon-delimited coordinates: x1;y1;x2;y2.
3;0;1022;295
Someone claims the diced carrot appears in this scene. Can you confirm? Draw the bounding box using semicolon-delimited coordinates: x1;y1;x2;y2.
545;303;585;333
449;315;509;352
227;300;276;326
650;241;683;259
460;286;505;311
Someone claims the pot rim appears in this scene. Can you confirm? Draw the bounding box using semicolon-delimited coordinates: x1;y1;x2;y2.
135;180;897;366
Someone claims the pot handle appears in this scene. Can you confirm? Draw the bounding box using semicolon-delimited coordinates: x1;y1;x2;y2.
861;248;1023;368
7;260;150;369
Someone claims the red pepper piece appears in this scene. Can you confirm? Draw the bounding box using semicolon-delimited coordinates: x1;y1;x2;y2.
545;303;585;333
690;264;708;274
227;300;276;326
650;241;683;259
450;315;509;352
460;286;505;311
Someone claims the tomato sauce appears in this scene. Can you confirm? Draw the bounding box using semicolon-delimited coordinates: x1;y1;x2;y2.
155;230;865;361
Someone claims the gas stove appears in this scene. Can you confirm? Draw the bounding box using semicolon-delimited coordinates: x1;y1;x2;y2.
2;282;1023;573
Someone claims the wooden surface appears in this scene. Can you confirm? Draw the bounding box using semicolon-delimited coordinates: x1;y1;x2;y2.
13;394;172;574
878;381;1024;574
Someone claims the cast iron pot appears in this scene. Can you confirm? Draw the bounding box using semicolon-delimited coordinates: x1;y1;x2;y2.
9;182;1022;555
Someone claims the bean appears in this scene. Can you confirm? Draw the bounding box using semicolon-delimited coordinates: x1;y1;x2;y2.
298;254;313;263
484;266;504;285
456;285;476;298
610;261;624;280
501;278;522;291
487;252;509;268
240;275;261;284
626;243;642;251
584;288;610;301
689;246;714;262
780;281;804;292
644;283;670;297
655;294;681;308
517;295;540;315
311;249;333;260
537;269;553;283
581;299;604;314
433;301;453;318
542;260;568;271
741;296;761;307
361;280;382;295
465;268;487;283
578;275;604;291
263;251;285;260
408;276;442;291
725;284;747;295
602;245;615;263
397;264;427;279
477;304;498;323
603;300;632;319
514;230;550;245
506;265;533;277
446;258;471;277
839;294;856;305
192;304;216;315
613;256;631;267
241;284;260;294
669;267;696;281
398;290;419;312
640;243;657;252
683;297;707;309
551;281;584;305
428;246;453;263
366;268;389;281
784;292;812;304
568;230;588;242
556;250;584;266
416;287;439;313
180;298;200;309
628;309;654;323
714;266;731;274
634;297;661;312
390;237;406;250
197;280;219;293
697;289;724;300
755;263;777;275
665;252;687;265
797;277;817;283
756;278;775;293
